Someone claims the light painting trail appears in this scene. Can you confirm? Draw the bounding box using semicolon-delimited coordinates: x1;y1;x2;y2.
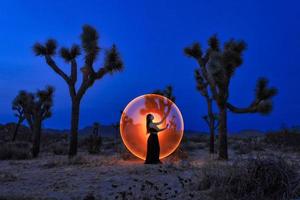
120;94;184;160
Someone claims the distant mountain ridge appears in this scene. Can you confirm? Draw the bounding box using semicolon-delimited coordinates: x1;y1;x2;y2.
233;129;265;138
44;125;118;136
2;123;300;138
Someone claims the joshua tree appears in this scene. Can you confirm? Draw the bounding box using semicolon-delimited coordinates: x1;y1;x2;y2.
87;122;102;154
112;122;120;153
140;85;175;119
15;86;54;157
193;64;219;154
33;25;124;157
202;113;219;153
185;35;277;159
11;94;27;141
93;122;100;136
153;85;176;102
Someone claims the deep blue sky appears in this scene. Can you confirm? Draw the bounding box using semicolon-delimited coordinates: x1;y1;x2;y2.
0;0;299;132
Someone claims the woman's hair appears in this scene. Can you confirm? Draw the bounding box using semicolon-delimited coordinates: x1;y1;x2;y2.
146;114;154;133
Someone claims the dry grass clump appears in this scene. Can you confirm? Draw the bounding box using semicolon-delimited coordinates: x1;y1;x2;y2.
0;171;17;182
169;146;189;162
42;155;89;168
51;142;68;155
232;138;264;155
265;130;300;151
86;135;102;154
120;149;137;161
199;157;300;200
189;135;208;143
0;142;32;160
183;141;206;152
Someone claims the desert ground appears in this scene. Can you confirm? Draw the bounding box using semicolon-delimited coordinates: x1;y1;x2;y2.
0;124;300;200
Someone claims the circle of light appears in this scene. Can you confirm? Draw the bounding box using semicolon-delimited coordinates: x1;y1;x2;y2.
120;94;184;160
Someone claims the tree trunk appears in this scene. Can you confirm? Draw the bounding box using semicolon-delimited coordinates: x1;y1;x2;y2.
12;118;23;142
69;99;80;157
218;105;228;160
32;118;42;158
209;119;215;154
207;99;215;154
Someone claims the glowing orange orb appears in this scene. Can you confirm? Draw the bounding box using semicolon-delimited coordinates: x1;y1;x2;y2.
120;94;184;160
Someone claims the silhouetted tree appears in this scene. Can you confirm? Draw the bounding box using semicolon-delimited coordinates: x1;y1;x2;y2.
192;63;218;154
202;113;219;153
11;93;27;141
15;86;54;157
87;122;102;154
153;85;176;102
112;122;120;153
87;136;102;154
185;35;277;159
93;122;100;136
33;25;124;157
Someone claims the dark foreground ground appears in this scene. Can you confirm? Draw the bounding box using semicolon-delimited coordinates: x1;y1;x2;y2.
0;125;300;200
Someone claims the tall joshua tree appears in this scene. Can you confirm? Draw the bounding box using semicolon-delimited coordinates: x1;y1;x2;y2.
193;64;218;154
15;86;54;157
33;25;124;156
153;85;176;103
11;94;27;141
185;35;277;159
202;113;219;153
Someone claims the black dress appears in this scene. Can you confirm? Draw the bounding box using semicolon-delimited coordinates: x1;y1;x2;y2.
145;128;161;164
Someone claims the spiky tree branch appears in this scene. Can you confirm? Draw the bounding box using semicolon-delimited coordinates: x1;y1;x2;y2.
13;86;54;157
185;35;277;159
184;37;221;154
227;78;277;114
33;25;124;156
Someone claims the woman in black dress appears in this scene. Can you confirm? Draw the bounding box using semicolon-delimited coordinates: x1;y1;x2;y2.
145;114;169;164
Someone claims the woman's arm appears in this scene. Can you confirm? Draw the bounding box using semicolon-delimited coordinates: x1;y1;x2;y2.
157;124;169;132
153;106;172;125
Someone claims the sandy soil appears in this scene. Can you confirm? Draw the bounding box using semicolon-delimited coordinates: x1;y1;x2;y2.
0;149;215;200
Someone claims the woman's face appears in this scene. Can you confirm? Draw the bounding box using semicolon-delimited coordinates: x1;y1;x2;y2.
147;114;154;122
150;115;154;121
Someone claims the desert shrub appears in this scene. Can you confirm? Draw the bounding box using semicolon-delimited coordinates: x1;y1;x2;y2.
199;157;300;200
0;142;32;160
180;135;189;144
41;133;68;146
0;171;18;182
184;141;206;152
120;150;136;161
189;135;208;143
232;142;252;155
169;146;189;161
51;142;68;155
68;155;88;165
232;138;264;155
42;155;88;168
265;130;300;151
86;134;102;154
83;135;102;154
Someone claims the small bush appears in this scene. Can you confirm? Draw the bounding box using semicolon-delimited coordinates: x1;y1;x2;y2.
232;138;264;155
68;155;88;165
169;146;188;161
120;150;136;161
199;157;300;200
189;135;208;143
232;142;252;155
265;130;300;151
51;142;68;155
184;141;206;151
86;134;102;154
0;142;32;160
